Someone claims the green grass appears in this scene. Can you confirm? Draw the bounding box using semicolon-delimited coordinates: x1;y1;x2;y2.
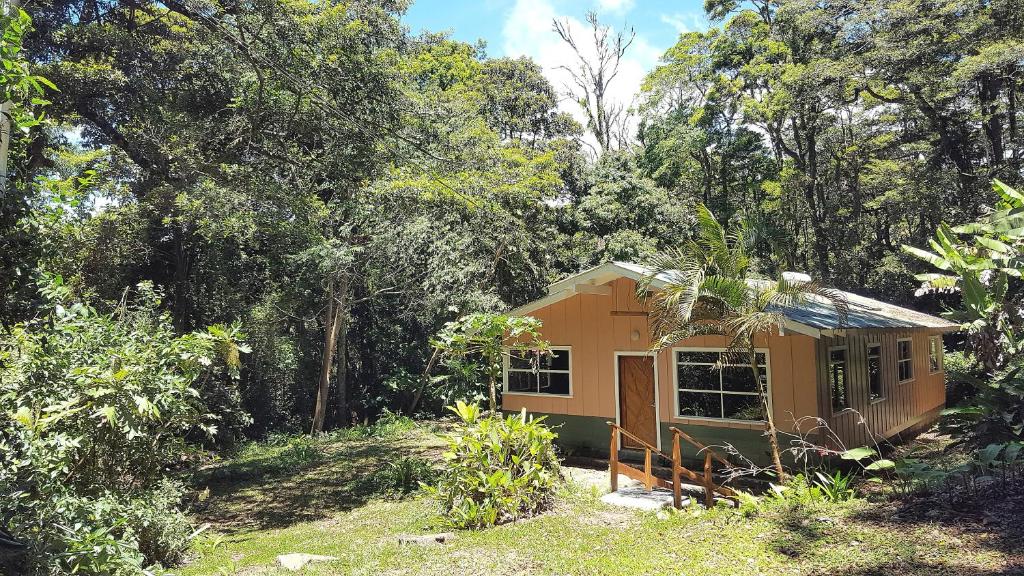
180;425;1023;576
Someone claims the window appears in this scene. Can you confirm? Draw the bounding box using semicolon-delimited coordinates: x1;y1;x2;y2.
504;348;571;396
675;350;768;421
829;347;849;412
867;343;883;401
897;338;914;382
929;336;943;373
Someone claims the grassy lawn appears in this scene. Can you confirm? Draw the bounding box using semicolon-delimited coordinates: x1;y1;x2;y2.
180;423;1024;576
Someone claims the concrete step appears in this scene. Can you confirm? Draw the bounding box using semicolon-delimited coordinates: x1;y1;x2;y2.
601;487;690;510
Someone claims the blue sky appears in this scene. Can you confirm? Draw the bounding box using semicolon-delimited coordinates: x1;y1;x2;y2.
402;0;710;145
403;0;708;60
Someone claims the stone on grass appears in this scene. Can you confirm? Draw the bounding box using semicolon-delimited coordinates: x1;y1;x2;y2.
397;532;455;546
601;487;679;511
277;553;338;571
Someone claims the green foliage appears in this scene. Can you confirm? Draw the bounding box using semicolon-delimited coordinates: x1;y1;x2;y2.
906;180;1024;444
431;313;548;412
770;469;857;505
428;402;560;529
812;470;857;503
0;280;245;573
374;456;438;498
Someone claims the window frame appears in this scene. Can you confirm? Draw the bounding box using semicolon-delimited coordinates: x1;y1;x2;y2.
928;335;943;374
671;347;771;424
866;342;885;403
828;345;851;414
502;346;573;398
897;337;914;383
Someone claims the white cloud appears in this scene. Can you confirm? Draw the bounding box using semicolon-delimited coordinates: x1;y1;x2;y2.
501;0;662;152
659;12;708;35
594;0;635;13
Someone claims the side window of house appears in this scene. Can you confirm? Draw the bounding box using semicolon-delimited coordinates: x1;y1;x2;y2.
829;347;849;412
505;348;571;396
676;350;767;421
867;343;883;401
929;336;943;373
897;338;914;382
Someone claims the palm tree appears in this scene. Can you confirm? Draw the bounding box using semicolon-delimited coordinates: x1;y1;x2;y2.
638;205;848;480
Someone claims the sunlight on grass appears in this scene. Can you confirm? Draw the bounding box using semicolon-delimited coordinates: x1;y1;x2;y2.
180;426;1017;576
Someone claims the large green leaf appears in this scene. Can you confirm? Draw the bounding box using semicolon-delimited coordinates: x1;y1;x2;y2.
902;245;950;270
841;446;877;461
864;459;895;471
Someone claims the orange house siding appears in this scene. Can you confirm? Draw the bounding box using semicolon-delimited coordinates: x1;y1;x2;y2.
505;276;947;455
503;277;821;435
816;330;946;449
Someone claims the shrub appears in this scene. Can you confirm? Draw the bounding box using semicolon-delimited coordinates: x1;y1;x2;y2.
0;280;246;574
428;402;560;529
374;456;437;497
768;469;857;507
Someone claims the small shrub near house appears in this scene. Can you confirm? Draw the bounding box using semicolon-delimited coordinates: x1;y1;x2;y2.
428;402;560;529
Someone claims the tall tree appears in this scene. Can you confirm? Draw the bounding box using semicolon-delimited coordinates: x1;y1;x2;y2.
553;11;635;154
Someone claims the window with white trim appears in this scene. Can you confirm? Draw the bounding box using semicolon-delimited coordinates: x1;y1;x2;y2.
897;338;914;382
829;346;849;412
675;350;767;421
867;343;883;401
929;336;943;373
504;347;571;396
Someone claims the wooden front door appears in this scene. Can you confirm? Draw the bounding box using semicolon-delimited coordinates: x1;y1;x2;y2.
617;355;657;449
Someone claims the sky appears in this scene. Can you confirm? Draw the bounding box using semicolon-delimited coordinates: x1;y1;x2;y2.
402;0;710;145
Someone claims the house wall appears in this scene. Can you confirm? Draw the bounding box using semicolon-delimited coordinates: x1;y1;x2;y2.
816;330;946;449
503;277;820;464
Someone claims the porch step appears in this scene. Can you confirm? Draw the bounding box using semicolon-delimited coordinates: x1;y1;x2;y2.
601;487;690;510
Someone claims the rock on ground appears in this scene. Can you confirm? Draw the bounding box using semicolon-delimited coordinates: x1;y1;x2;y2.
276;553;339;571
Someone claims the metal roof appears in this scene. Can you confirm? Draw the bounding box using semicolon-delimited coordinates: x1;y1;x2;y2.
512;261;958;337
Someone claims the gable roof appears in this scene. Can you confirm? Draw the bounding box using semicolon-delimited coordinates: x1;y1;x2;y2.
510;261;959;339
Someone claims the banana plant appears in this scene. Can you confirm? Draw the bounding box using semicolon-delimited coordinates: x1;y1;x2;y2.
903;180;1024;372
904;180;1024;443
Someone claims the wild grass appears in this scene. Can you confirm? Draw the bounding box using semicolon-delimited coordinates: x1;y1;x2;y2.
181;424;1023;576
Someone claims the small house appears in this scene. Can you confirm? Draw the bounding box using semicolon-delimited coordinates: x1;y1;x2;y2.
503;261;957;465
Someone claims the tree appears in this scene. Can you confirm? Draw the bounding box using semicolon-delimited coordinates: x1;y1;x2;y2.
553;11;636;154
638;205;848;479
554;149;695;268
430;313;548;413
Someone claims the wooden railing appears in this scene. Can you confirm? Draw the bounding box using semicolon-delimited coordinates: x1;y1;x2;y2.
607;422;672;493
607;422;738;509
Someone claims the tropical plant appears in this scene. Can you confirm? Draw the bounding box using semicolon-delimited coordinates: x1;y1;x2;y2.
904;180;1024;443
374;456;438;498
427;401;560;529
431;313;549;413
0;278;246;573
813;470;857;502
639;204;848;480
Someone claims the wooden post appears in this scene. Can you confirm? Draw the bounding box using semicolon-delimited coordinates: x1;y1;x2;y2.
609;425;618;493
644;448;653;491
703;451;714;508
672;432;682;509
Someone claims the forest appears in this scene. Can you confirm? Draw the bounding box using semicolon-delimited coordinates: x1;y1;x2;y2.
1;0;1023;574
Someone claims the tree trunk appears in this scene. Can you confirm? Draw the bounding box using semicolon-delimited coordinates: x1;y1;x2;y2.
408;346;442;415
488;371;497;415
311;276;344;434
750;343;786;481
335;274;349;426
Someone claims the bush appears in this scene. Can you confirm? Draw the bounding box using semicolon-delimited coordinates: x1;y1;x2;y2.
0;280;245;574
428;402;560;529
769;470;857;506
374;456;437;497
943;350;985;407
